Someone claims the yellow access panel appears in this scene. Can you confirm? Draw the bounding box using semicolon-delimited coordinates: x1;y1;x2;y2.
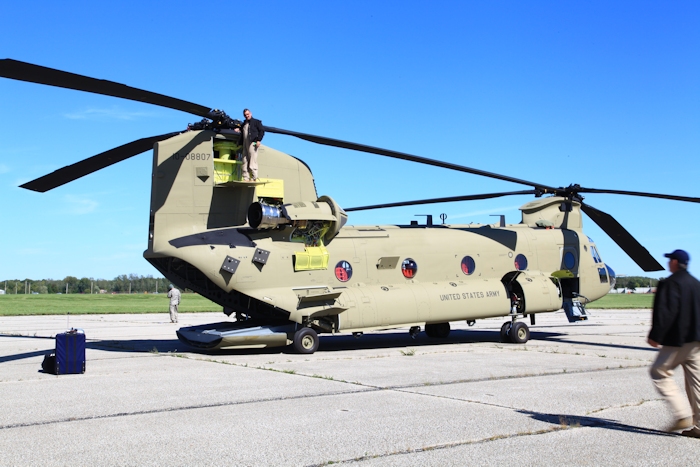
256;178;284;199
294;246;330;271
213;159;241;184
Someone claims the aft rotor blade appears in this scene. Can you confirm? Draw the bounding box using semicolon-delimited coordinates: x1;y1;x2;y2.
577;187;700;204
20;132;180;192
580;203;664;272
346;190;537;212
0;59;213;118
265;126;558;192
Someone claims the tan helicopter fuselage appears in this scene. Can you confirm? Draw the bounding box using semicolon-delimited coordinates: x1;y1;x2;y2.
143;131;614;347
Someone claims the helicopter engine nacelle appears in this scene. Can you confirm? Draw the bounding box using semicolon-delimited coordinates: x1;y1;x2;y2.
248;202;288;229
509;271;563;313
247;195;348;244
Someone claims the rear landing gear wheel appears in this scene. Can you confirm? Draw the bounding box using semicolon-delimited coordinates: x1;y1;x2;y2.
425;322;451;338
500;322;512;343
509;321;530;344
293;327;319;354
435;322;451;338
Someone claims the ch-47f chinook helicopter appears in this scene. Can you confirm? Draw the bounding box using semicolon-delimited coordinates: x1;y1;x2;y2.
3;59;699;354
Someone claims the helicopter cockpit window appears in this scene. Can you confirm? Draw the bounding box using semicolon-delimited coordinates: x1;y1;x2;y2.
461;256;476;275
591;245;602;263
402;258;418;278
335;260;353;282
514;254;528;271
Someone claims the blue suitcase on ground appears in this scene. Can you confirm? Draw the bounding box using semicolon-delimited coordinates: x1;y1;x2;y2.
55;331;86;374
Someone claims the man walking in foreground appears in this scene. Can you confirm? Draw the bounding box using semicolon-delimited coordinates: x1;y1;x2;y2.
167;284;181;324
648;249;700;437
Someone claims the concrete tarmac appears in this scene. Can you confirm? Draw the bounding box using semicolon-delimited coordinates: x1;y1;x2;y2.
0;309;698;466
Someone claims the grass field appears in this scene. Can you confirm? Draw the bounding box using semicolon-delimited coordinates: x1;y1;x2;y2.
0;293;222;316
585;293;653;309
0;291;652;316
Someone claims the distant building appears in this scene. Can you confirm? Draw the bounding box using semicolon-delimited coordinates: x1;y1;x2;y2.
610;287;655;294
0;289;4;294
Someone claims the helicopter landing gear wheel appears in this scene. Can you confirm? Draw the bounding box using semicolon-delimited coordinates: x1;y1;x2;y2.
293;327;319;354
425;322;451;338
509;321;530;344
500;322;512;343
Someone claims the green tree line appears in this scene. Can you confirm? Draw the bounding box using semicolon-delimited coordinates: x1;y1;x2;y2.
2;274;663;294
0;274;177;294
614;276;661;289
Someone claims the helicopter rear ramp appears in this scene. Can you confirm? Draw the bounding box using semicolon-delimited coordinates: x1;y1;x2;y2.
176;321;293;350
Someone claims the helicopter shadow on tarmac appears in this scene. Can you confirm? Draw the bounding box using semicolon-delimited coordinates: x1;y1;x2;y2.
0;334;57;364
206;328;567;355
532;327;657;353
309;328;556;353
0;333;183;364
112;328;565;357
1;326;654;362
311;327;656;354
518;409;675;438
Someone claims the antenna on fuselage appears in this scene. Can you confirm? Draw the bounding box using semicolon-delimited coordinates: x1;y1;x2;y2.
490;214;506;227
414;214;433;226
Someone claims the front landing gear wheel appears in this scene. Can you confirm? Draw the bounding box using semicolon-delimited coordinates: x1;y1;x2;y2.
500;322;512;343
509;321;530;344
293;327;319;354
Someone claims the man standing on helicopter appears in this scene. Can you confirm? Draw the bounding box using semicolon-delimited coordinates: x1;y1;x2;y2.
241;108;265;182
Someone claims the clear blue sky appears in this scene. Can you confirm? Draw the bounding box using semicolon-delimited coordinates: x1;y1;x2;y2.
1;1;698;281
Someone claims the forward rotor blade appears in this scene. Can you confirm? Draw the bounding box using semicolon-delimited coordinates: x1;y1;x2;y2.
0;59;213;118
580;203;664;272
346;190;537;212
20;132;180;192
577;187;700;204
265;126;558;192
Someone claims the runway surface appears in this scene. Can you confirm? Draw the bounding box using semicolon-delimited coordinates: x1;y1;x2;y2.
1;309;697;466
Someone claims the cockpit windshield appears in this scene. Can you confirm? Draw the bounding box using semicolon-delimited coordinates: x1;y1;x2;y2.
588;237;603;264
